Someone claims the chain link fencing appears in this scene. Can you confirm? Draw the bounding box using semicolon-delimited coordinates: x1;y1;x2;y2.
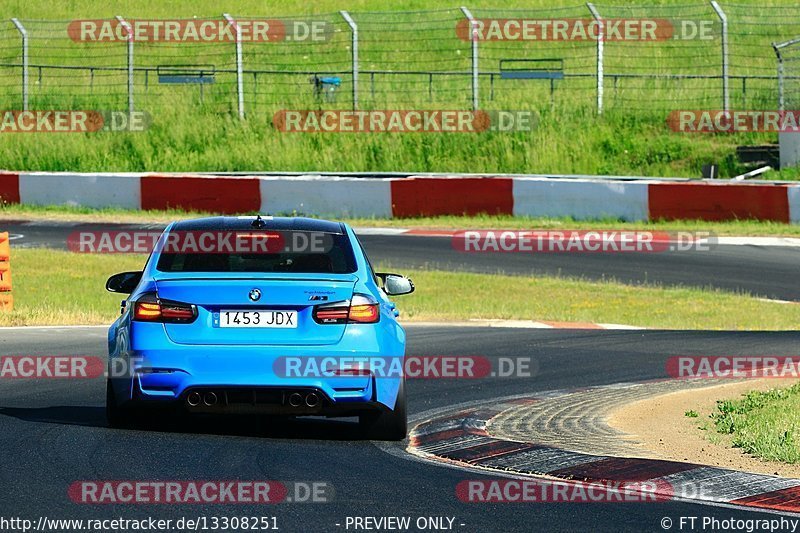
0;4;799;118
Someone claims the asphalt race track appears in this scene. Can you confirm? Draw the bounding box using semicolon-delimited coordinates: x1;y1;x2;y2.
3;220;800;531
7;220;800;301
2;327;799;532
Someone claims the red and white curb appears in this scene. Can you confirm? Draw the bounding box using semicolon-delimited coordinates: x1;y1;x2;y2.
407;390;800;514
5;171;800;223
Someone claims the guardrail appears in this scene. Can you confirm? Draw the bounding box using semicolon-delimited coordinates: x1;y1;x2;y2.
1;172;799;223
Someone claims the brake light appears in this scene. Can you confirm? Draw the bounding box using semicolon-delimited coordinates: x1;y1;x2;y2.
134;301;161;320
314;307;350;322
349;302;380;322
313;294;380;324
133;293;197;323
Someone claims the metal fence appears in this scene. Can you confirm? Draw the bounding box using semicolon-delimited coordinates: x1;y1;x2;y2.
2;3;800;118
774;36;800;110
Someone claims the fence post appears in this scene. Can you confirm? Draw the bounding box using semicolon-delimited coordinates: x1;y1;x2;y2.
587;4;603;115
772;38;800;111
340;11;358;110
0;232;11;312
115;16;134;114
710;1;729;111
459;7;479;111
773;43;785;111
223;13;245;119
10;19;28;111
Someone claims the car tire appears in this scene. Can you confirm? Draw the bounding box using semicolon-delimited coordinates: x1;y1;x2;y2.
106;379;135;429
360;380;407;441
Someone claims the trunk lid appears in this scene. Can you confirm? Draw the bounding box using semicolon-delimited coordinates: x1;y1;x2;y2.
153;273;357;346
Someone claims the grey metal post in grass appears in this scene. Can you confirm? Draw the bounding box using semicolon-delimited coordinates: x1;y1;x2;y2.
460;7;478;111
10;18;28;111
587;3;603;115
340;11;358;110
115;16;134;114
710;1;729;111
774;43;785;111
223;13;245;119
771;38;800;111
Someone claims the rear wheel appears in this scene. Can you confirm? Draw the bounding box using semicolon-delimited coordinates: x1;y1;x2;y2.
106;380;135;429
360;380;407;441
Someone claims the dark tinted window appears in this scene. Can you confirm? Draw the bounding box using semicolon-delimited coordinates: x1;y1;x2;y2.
354;233;381;286
155;231;357;274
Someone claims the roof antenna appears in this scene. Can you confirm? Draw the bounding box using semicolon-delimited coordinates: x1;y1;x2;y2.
252;215;267;229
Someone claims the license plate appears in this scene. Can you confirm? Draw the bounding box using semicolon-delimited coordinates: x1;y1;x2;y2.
218;310;298;328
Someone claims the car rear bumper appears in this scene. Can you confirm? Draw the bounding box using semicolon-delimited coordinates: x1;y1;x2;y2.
108;317;406;414
110;348;403;415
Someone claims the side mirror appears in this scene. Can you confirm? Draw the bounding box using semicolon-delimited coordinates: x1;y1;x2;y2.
106;271;143;294
377;273;415;296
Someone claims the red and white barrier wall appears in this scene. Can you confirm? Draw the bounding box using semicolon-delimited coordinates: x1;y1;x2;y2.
2;171;800;223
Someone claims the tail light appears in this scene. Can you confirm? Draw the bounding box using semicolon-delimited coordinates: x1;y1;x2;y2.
313;294;380;324
133;293;197;323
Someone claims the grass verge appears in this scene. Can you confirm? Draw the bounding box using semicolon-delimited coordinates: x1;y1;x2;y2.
0;111;769;179
712;383;800;463
3;248;800;329
4;204;800;237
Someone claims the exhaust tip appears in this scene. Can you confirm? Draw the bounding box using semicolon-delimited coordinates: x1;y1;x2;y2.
187;391;201;407
305;392;320;408
203;391;218;406
288;392;303;407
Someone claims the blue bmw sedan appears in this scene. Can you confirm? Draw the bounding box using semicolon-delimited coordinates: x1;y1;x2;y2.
105;216;414;440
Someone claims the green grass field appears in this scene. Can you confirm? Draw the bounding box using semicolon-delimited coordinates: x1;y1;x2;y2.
0;0;797;178
3;248;800;329
713;384;800;463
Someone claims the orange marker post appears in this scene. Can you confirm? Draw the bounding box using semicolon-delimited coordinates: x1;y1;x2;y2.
0;232;12;311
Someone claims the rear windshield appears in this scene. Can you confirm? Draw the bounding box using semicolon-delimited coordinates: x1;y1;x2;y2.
155;231;358;274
